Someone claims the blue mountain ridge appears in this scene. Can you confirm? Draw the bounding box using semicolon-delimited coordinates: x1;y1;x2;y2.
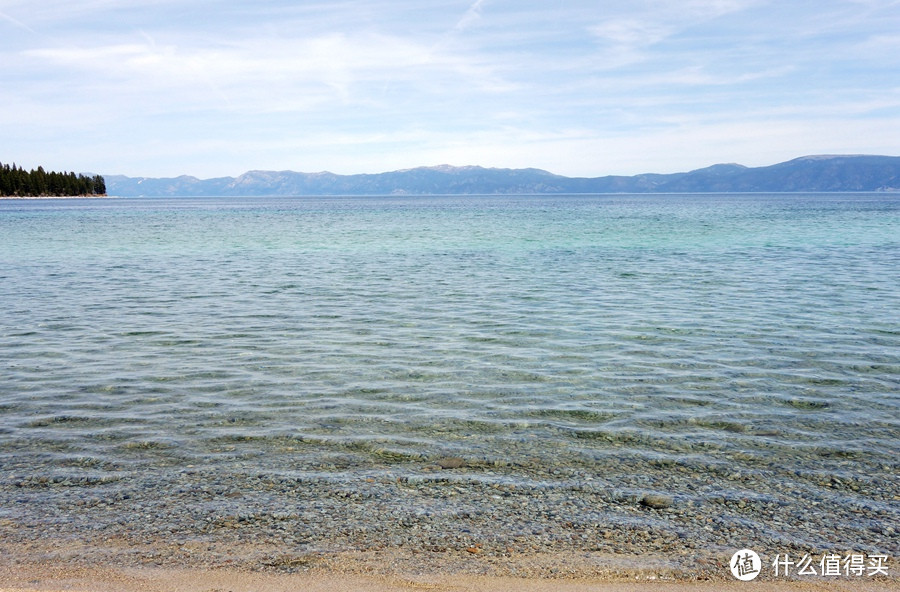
105;155;900;196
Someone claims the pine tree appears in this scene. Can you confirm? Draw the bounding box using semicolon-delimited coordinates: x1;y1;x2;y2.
0;162;9;195
0;161;107;197
93;174;106;195
33;166;47;195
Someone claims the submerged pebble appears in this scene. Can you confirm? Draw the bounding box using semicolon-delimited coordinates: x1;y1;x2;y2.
640;494;674;510
436;457;466;470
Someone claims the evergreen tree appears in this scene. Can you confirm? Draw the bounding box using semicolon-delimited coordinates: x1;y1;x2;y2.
0;163;10;195
93;174;106;195
0;161;107;197
33;166;47;195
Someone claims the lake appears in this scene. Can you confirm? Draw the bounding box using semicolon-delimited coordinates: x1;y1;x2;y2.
1;193;897;575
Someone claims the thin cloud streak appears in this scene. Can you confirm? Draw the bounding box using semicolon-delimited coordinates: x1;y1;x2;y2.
0;10;36;33
452;0;487;33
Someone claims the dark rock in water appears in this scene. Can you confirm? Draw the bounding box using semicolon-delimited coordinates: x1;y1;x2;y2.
436;457;466;469
641;494;674;509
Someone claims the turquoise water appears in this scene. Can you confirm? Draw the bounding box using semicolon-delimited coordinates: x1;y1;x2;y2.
1;193;898;564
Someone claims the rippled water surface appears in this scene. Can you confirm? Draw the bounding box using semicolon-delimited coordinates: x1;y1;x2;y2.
1;193;898;565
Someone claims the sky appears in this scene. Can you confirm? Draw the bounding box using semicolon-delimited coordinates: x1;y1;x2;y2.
2;0;899;178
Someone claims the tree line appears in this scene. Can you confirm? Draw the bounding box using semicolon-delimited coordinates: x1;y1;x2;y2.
0;162;106;197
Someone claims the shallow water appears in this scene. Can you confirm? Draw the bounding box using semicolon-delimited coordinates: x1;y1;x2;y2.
1;193;898;567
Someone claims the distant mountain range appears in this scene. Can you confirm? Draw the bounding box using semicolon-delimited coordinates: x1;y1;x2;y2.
106;155;900;197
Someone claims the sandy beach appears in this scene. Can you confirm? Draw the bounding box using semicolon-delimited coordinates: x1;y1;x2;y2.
1;537;896;592
2;561;897;592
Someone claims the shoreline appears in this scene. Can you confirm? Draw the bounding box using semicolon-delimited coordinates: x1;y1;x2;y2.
1;536;896;589
0;534;721;580
1;557;896;592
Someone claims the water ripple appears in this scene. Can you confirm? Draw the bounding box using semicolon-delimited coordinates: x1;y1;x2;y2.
1;194;898;554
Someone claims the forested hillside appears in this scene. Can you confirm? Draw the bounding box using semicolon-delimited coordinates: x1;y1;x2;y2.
0;162;106;197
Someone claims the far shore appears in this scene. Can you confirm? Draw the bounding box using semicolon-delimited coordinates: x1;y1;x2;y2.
0;194;113;200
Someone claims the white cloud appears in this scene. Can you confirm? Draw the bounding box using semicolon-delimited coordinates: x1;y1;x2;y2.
589;19;672;47
18;22;516;116
3;0;898;177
